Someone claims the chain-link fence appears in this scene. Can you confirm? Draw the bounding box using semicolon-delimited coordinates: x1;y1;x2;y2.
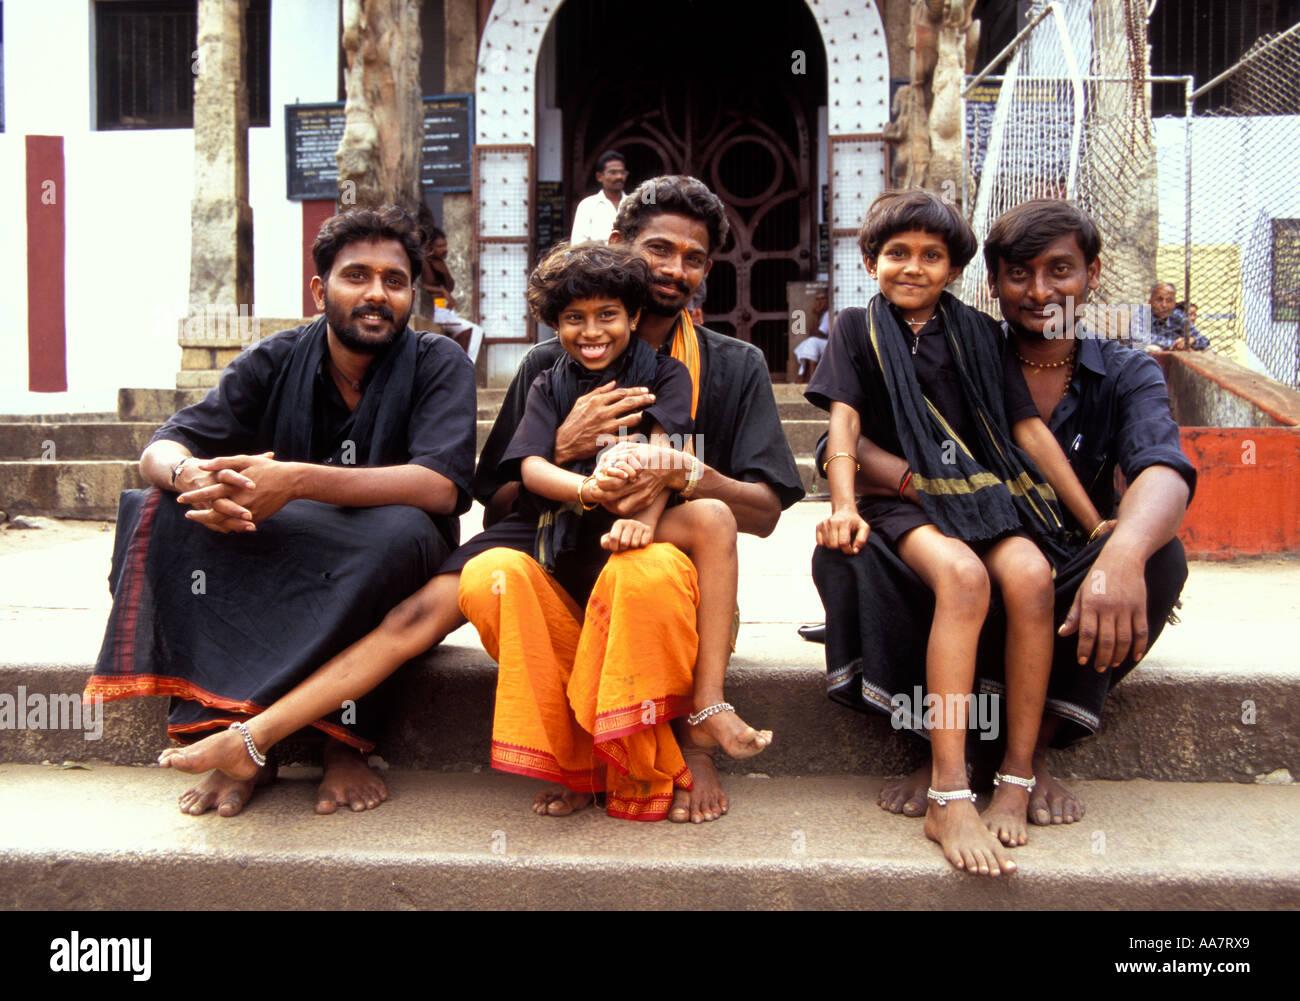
960;0;1159;339
1156;23;1300;385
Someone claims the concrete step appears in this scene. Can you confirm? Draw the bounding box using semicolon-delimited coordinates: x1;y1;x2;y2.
6;504;1292;784
0;460;144;520
0;423;159;462
5;620;1295;785
2;764;1296;909
116;387;823;427
0;412;118;424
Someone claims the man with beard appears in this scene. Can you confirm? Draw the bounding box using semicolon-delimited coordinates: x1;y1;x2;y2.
88;206;476;818
812;199;1194;829
157;176;804;826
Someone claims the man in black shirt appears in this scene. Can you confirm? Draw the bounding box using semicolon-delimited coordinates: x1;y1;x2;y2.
157;177;804;827
89;206;476;818
813;200;1194;826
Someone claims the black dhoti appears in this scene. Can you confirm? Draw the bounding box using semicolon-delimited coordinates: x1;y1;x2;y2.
812;532;1188;746
87;488;452;751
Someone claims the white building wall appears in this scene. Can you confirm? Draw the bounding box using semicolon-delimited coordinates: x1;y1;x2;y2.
0;0;339;416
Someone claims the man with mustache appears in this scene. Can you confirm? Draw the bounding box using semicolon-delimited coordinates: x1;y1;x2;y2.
812;199;1193;828
158;176;804;825
87;206;477;817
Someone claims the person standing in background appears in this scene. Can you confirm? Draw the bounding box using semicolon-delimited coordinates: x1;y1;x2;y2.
570;150;629;244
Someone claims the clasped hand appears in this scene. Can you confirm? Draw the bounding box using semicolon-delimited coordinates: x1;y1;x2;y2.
174;452;297;533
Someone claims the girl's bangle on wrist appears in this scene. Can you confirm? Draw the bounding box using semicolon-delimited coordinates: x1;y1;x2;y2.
578;475;599;511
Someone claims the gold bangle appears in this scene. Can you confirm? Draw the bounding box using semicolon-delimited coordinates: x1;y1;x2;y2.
1088;519;1108;543
578;475;599;511
823;451;860;474
680;454;703;500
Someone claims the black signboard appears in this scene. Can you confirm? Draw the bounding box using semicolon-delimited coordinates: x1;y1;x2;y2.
285;102;346;201
421;93;473;193
285;94;474;201
535;181;566;256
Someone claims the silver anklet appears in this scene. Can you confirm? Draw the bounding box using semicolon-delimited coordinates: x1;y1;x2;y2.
687;702;734;726
927;787;976;807
229;721;267;767
993;772;1036;792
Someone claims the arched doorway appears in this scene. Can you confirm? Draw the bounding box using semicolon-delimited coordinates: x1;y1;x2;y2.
473;0;889;377
558;0;825;373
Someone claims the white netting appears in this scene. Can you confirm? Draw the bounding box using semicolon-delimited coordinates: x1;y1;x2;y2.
961;0;1155;337
1180;26;1300;385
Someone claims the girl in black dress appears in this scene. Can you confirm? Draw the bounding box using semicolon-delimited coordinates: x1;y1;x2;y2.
808;190;1109;876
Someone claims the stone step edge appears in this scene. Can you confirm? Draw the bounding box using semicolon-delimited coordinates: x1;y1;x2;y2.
2;769;1297;910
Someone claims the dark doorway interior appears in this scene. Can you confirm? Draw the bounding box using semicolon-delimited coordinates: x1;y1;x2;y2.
555;0;827;375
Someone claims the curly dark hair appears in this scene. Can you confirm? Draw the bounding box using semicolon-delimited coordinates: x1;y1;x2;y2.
526;241;651;327
613;175;730;254
983;199;1102;280
858;189;978;269
312;205;423;283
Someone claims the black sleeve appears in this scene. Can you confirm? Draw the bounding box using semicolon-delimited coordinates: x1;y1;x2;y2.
499;373;563;481
406;337;478;515
725;347;806;510
149;337;282;457
1001;339;1040;425
805;308;871;414
471;343;558;504
643;355;694;439
1113;351;1198;502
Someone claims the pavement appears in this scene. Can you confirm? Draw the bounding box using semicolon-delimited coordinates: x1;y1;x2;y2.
1;501;1297;909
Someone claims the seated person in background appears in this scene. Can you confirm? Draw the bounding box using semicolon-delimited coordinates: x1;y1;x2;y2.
795;289;830;382
1147;282;1209;352
420;220;485;362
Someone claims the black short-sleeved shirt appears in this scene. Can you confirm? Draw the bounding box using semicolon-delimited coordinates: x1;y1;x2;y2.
474;323;805;511
806;304;1038;545
150;325;478;515
807;304;1036;462
499;353;694;485
1041;332;1197;522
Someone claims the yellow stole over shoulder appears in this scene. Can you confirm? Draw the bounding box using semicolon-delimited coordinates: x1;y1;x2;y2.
670;311;702;423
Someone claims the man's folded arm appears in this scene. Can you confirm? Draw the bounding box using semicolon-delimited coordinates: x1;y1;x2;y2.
291;461;461;515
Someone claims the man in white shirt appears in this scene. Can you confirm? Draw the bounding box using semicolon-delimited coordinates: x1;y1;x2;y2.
570;150;628;244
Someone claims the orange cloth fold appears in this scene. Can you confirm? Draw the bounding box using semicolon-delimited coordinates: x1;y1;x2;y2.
459;543;700;821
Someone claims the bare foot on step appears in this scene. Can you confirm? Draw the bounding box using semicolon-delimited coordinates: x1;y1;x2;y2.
877;763;930;817
924;796;1018;876
1029;753;1085;826
316;739;389;814
531;787;594;817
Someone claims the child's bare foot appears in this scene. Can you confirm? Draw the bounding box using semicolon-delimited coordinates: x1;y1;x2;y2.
531;787;594;817
316;739;389;814
924;797;1018;876
692;707;771;760
1029;753;1085;825
983;779;1031;846
878;763;930;816
669;743;728;823
158;727;260;783
175;762;275;817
